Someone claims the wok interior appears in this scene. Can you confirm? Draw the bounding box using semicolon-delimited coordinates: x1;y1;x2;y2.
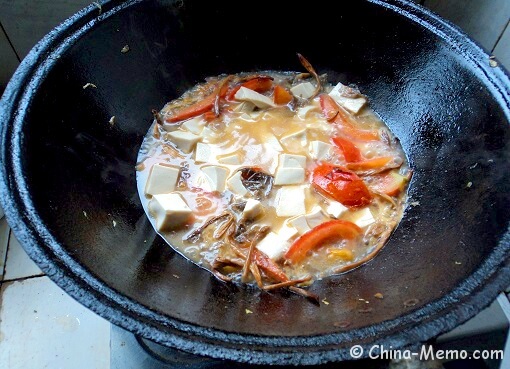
17;0;510;339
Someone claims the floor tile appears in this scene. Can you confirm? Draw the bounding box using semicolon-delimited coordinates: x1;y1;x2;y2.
494;23;510;69
0;276;110;369
0;218;9;280
0;0;92;59
423;0;510;51
3;231;44;281
0;23;19;92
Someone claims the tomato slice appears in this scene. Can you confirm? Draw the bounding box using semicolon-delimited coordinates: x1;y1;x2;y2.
166;82;229;123
320;94;379;141
346;157;393;171
332;137;362;162
227;76;273;100
369;170;408;196
273;85;293;105
285;220;362;264
254;250;288;282
338;125;380;141
319;94;354;127
312;164;372;207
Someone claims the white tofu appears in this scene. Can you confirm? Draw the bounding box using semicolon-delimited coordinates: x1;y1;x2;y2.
309;141;334;161
290;82;316;99
289;215;311;234
289;206;328;234
148;193;192;232
305;206;328;228
162;122;180;132
242;199;264;221
167;130;201;153
297;105;320;120
239;113;255;122
326;201;349;219
280;129;308;149
200;126;217;143
181;117;206;135
351;207;375;228
256;232;290;260
195;142;215;163
144;164;180;196
217;152;241;165
279;153;307;169
234;86;276;109
227;171;248;196
278;224;299;240
306;120;334;135
274;167;305;185
201;165;229;192
328;83;367;114
275;186;306;217
232;101;256;113
264;134;284;152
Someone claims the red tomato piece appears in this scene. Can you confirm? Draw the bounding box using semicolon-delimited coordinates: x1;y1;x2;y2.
285;220;362;264
312;164;372;207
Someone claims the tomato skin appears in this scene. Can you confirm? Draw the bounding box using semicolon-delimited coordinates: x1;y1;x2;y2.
166;82;229;123
254;250;288;282
369;170;408;196
273;85;293;105
312;164;372;207
319;94;379;141
332;137;362;162
227;76;273;100
346;157;393;171
285;220;362;264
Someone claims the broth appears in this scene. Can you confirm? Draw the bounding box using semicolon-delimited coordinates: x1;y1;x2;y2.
136;70;410;295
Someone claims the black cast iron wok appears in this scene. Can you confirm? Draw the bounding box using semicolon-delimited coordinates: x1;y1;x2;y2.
1;0;509;365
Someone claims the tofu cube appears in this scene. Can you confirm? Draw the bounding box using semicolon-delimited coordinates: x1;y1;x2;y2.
148;193;192;232
227;171;248;196
280;129;308;149
217;152;241;165
242;199;264;221
278;224;299;240
305;206;328;228
144;164;180;196
263;134;284;152
297;105;320;120
289;215;311;234
289;206;328;234
201;165;229;192
181;117;206;135
239;113;255;122
256;232;290;260
200;126;217;143
351;207;375;228
274;167;305;185
275;186;306;217
290;82;316;99
167;130;201;153
326;201;349;219
309;141;334;161
279;153;307;169
232;101;256;113
328;83;367;114
195;142;215;163
162;122;180;132
234;86;276;109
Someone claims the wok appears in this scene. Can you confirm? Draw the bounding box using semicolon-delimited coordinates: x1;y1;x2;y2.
1;0;509;365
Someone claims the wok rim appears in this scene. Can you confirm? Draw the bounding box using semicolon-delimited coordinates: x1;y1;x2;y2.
0;0;509;364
